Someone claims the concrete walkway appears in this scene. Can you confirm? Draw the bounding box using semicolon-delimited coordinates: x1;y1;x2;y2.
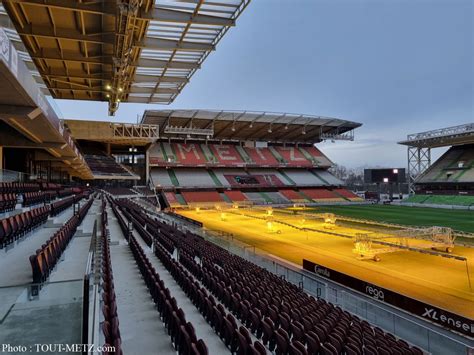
106;205;175;355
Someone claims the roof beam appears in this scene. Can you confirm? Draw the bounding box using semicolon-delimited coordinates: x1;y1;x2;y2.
140;7;235;27
134;58;199;70
2;0;115;16
127;97;171;104
133;74;188;83
37;71;113;81
16;24;114;45
3;1;235;27
129;87;179;94
137;37;214;51
30;50;112;65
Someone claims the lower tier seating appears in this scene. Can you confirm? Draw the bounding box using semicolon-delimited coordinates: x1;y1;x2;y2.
23;191;56;207
0;193;17;212
404;194;474;206
300;188;343;202
99;197;123;355
117;199;422;355
29;197;93;284
334;188;363;201
0;205;50;248
181;191;223;204
113;199;208;354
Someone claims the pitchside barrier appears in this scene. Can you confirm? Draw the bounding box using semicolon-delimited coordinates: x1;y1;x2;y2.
171;223;473;355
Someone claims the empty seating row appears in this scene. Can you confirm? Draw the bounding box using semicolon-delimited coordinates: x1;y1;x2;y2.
149;142;332;168
50;193;86;216
99;197;123;355
0;205;50;248
23;191;56;207
29;197;93;284
152;227;266;355
102;187;136;196
0;182;41;194
117;200;153;247
129;204;423;355
84;154;133;176
0;193;17;212
124;226;208;355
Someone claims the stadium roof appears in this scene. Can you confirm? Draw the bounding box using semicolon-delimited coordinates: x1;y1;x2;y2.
398;123;474;148
141;109;361;143
0;26;93;179
0;0;250;115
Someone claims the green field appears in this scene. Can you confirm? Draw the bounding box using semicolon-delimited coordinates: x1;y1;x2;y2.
306;204;474;233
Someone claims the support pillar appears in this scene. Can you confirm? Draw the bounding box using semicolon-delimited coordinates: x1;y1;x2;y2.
407;146;431;195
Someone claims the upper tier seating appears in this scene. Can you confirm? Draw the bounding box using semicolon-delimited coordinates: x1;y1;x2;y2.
0;205;50;248
151;168;175;187
148;142;167;165
84;153;134;177
224;174;286;188
210;168;247;187
312;170;343;185
282;169;326;186
300;188;343;202
209;144;245;165
247;169;294;186
0;193;17;212
243;147;279;166
273;146;313;167
300;146;333;167
174;169;216;187
181;191;223;204
417;144;474;184
172;143;208;165
149;142;334;169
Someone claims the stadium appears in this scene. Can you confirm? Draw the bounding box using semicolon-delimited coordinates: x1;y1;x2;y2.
0;1;472;355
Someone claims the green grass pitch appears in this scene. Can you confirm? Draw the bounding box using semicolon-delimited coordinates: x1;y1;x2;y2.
307;204;474;233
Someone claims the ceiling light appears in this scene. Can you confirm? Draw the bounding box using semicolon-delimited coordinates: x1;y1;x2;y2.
106;84;111;90
118;87;123;92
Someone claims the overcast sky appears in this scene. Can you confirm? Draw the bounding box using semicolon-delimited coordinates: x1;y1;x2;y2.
54;0;473;168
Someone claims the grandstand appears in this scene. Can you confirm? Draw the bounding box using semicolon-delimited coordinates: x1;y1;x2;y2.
143;109;362;207
399;124;474;208
0;1;472;354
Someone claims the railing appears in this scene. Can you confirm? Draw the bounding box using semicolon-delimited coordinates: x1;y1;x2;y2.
0;168;32;182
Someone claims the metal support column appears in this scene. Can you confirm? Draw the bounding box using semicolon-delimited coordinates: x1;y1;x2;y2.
407;146;431;195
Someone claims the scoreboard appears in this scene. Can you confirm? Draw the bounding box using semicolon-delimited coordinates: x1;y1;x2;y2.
364;168;406;183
